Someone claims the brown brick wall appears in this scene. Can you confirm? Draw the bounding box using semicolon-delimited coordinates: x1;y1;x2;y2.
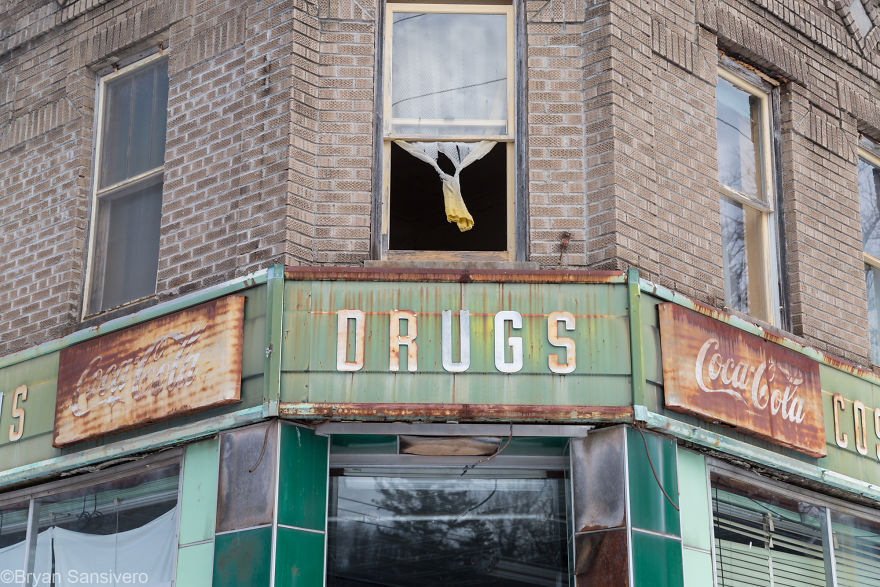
2;0;880;367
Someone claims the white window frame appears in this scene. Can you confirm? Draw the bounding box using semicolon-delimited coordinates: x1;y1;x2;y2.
83;50;167;318
380;3;516;262
716;66;782;326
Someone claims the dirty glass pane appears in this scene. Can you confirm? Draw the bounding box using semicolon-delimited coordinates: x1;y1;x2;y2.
99;58;168;188
832;510;880;586
216;423;277;533
859;156;880;258
391;13;507;136
34;464;179;581
0;501;30;571
712;480;826;586
327;472;568;586
716;76;763;201
721;196;749;313
866;266;880;365
88;174;162;313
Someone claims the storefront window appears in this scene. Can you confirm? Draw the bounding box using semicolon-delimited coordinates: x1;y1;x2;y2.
711;469;880;587
0;458;179;584
327;436;570;586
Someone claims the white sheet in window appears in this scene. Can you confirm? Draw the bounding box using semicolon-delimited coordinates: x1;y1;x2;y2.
394;140;497;231
0;529;52;574
52;509;177;587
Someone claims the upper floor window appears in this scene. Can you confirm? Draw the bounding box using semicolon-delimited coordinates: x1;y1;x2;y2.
715;65;782;325
380;3;515;261
85;54;168;316
858;138;880;364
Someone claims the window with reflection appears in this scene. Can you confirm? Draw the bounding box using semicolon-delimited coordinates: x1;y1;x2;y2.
86;53;168;315
859;138;880;365
715;64;781;325
382;4;515;260
327;436;570;586
0;460;179;583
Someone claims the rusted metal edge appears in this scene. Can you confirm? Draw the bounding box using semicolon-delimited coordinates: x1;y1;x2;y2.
639;276;880;387
279;402;634;423
635;405;880;503
0;267;269;369
283;265;627;284
0;406;266;491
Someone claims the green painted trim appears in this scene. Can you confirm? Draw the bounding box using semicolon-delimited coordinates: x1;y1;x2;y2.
263;264;285;417
0;406;265;490
0;268;269;369
628;269;646;411
634;405;880;504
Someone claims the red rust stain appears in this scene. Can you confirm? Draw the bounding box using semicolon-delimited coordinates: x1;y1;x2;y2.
284;266;625;285
280;402;633;422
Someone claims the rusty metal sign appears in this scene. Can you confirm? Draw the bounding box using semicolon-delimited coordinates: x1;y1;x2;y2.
658;303;826;457
53;296;245;447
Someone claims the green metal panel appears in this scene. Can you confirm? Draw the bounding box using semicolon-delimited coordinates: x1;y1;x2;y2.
281;280;632;408
681;547;713;587
627;427;681;537
274;527;326;587
631;531;684;587
177;542;215;587
213;527;272;587
179;437;221;546
278;424;328;531
0;284;268;482
676;447;710;551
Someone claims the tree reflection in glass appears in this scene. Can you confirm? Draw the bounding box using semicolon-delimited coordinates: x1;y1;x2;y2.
716;77;763;201
721;196;749;313
327;474;568;586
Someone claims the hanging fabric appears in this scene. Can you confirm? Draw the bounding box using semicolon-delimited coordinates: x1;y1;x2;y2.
53;508;177;586
393;140;497;232
0;529;53;575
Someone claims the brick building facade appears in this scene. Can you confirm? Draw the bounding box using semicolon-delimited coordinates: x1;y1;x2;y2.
3;0;880;585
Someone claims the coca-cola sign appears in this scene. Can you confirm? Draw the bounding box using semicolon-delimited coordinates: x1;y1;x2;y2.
54;296;245;447
658;303;825;457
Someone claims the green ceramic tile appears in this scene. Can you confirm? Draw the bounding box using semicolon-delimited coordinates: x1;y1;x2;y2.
627;427;681;537
681;547;713;587
179;438;220;545
275;527;326;587
177;542;214;587
632;531;684;587
676;448;710;550
279;424;329;530
213;527;272;587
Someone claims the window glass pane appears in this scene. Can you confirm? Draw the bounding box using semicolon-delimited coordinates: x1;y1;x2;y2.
99;74;133;189
865;265;880;365
859;157;880;258
99;59;168;189
0;501;30;571
832;510;880;587
35;464;179;582
712;480;826;586
391;13;507;136
89;175;162;313
717;77;763;201
328;472;569;586
721;196;749;313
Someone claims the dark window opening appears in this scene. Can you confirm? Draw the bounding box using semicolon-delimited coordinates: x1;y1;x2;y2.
388;142;507;252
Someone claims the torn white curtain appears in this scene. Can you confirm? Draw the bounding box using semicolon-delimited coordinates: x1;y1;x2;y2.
0;529;52;574
393;140;496;232
53;508;177;586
